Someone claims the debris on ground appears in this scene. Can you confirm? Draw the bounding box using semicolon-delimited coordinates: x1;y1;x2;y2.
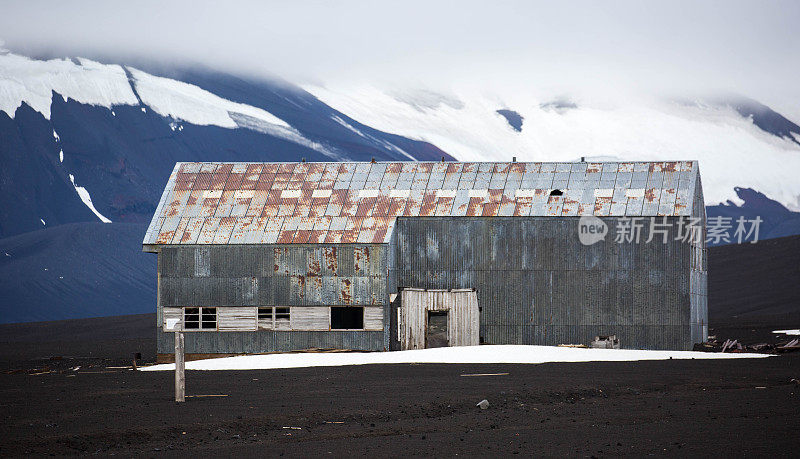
776;338;800;353
693;337;800;354
591;335;620;349
721;339;743;352
476;399;490;410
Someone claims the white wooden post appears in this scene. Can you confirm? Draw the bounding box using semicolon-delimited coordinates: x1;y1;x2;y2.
175;331;185;402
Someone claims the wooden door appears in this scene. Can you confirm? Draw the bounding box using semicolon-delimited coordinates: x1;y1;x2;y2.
425;311;449;348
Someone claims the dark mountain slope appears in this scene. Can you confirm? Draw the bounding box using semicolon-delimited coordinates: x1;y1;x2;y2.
722;95;800;146
706;187;800;245
708;234;800;320
0;222;155;323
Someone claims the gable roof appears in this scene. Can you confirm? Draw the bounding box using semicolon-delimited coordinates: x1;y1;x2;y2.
143;160;700;248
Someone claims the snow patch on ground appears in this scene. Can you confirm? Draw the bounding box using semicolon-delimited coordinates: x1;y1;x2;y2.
304;84;800;212
0;53;138;119
772;329;800;336
140;344;768;372
68;174;112;223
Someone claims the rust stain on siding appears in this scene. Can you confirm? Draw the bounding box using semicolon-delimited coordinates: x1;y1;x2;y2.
354;246;370;273
341;278;352;304
324;247;338;273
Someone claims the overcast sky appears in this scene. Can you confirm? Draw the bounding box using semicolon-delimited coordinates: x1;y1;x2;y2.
2;0;798;118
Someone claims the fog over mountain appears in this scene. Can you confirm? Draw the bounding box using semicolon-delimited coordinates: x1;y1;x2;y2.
1;0;798;119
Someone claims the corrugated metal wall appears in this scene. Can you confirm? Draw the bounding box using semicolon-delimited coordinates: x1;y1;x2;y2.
689;177;708;344
157;244;387;354
391;217;701;350
156;216;705;353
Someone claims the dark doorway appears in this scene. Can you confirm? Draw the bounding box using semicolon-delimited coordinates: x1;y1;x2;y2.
426;311;449;348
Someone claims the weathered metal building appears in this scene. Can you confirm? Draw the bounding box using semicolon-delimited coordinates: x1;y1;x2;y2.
143;160;707;358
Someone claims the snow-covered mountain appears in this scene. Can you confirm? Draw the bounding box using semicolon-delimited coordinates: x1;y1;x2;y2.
0;51;449;238
304;84;800;211
2;49;800;323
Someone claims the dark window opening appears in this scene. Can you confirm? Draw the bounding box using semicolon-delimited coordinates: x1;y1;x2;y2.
201;308;216;329
258;307;273;320
331;307;364;330
275;307;290;320
184;307;216;330
549;189;563;196
184;307;199;329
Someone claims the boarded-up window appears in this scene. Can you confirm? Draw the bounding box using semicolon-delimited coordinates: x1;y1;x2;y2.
289;307;329;330
331;307;364;330
218;307;257;331
364;306;383;331
184;307;217;330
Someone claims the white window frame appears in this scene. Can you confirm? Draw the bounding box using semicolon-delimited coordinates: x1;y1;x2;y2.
257;306;291;329
183;307;217;331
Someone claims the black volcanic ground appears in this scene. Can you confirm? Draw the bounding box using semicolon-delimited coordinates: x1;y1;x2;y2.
0;236;798;456
708;234;800;343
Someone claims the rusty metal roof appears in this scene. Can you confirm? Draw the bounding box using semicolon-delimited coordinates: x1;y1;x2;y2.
143;161;701;246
